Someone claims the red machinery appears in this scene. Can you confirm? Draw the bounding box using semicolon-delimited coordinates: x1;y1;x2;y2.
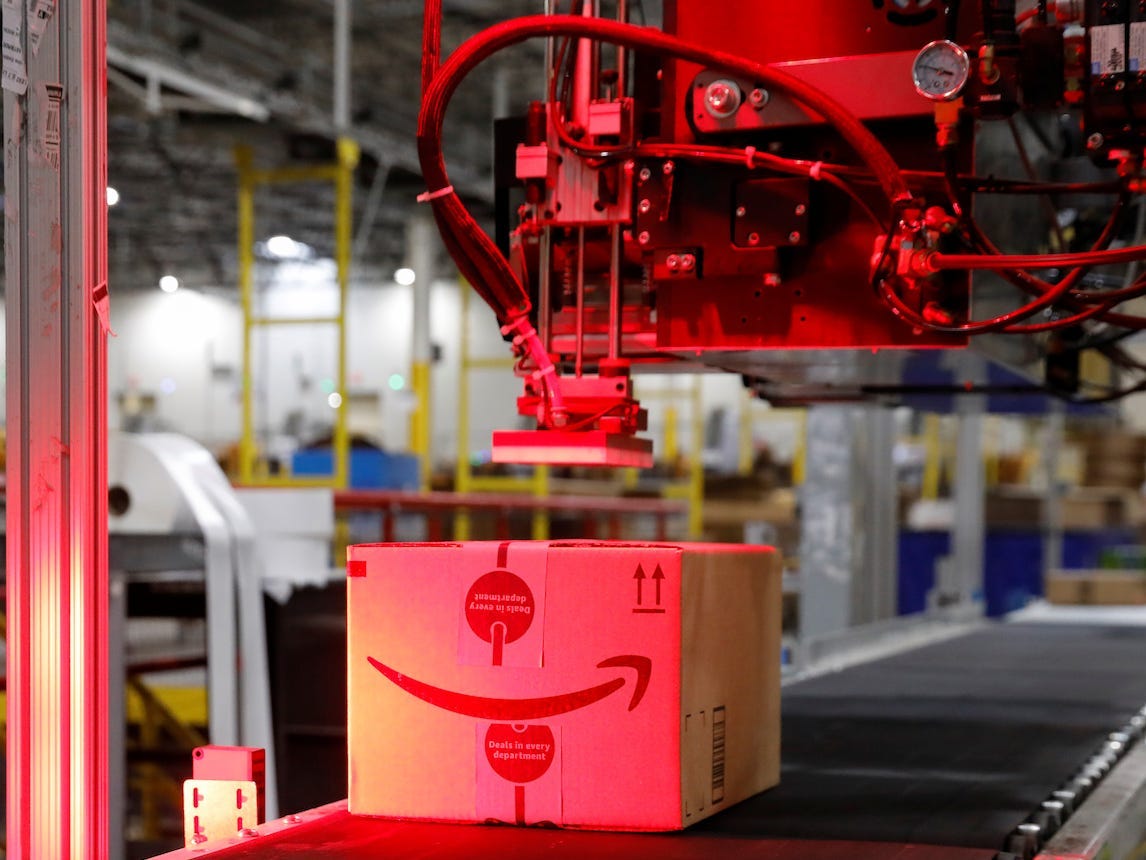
418;0;1146;466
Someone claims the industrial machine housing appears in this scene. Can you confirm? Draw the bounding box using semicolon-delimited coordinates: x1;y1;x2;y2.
416;0;1146;467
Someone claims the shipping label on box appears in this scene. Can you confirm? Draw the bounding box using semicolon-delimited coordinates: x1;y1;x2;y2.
347;540;780;831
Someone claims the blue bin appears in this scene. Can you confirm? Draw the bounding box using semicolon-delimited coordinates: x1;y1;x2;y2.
292;447;420;490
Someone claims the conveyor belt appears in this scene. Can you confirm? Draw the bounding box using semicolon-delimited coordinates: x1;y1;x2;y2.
700;622;1146;849
157;621;1146;859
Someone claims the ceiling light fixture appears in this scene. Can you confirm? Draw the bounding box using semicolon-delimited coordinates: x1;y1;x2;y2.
266;235;299;259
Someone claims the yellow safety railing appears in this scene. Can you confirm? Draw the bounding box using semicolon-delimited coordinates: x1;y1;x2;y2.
738;392;807;485
454;281;550;540
410;360;432;491
641;379;704;539
921;413;943;499
128;676;207;842
234;138;359;488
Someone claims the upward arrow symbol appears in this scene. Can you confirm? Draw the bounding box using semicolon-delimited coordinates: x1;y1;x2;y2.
651;564;665;605
633;564;646;605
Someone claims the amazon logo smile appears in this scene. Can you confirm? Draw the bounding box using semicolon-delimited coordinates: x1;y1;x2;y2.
366;655;653;720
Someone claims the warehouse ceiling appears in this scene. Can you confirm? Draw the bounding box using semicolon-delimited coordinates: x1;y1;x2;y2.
101;0;554;293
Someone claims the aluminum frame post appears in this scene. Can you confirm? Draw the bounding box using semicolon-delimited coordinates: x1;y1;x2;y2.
4;0;110;855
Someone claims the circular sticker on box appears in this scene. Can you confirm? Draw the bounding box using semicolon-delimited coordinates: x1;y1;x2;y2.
484;723;556;784
465;570;535;646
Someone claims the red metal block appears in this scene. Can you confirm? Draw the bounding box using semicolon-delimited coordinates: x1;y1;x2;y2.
492;430;654;468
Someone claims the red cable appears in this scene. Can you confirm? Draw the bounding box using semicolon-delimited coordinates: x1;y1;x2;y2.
950;193;1146;330
421;0;442;97
927;244;1146;272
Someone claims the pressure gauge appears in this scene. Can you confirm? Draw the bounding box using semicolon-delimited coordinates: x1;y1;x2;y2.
912;40;971;102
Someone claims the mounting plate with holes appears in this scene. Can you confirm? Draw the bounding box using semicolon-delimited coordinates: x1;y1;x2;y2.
183;779;258;849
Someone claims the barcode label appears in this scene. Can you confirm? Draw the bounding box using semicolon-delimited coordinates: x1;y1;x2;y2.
712;705;726;804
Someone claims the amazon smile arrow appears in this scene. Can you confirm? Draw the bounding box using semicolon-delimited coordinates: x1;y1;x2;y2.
366;654;652;720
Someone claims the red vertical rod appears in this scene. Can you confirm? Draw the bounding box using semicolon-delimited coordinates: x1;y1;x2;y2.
4;1;109;857
491;625;505;667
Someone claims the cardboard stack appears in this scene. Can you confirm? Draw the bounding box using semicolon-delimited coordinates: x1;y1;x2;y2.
346;541;782;830
1080;431;1146;490
1045;570;1146;605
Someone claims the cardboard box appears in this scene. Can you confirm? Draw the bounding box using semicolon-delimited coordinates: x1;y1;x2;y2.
1046;570;1146;605
986;488;1142;530
985;489;1044;528
1045;573;1083;605
346;541;781;831
1061;490;1133;530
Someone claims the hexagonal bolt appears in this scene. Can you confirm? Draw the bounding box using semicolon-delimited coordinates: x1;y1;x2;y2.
638;231;651;245
638;198;652;214
662;160;675;175
747;232;761;246
735;206;747;218
788;231;801;244
639;167;652;183
665;254;681;272
704;79;742;118
241;828;260;838
679;254;696;272
748;88;770;109
795;203;807;216
1087;133;1105;152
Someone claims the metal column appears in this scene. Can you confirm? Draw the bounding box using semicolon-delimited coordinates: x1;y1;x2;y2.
4;0;110;855
799;400;899;646
1042;400;1066;579
333;0;351;132
408;213;436;490
799;406;858;643
936;352;987;612
853;404;900;626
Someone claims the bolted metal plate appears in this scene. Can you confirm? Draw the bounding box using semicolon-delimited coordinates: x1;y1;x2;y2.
184;779;259;849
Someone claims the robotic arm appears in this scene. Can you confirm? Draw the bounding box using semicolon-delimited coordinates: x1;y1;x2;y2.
419;0;1146;466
